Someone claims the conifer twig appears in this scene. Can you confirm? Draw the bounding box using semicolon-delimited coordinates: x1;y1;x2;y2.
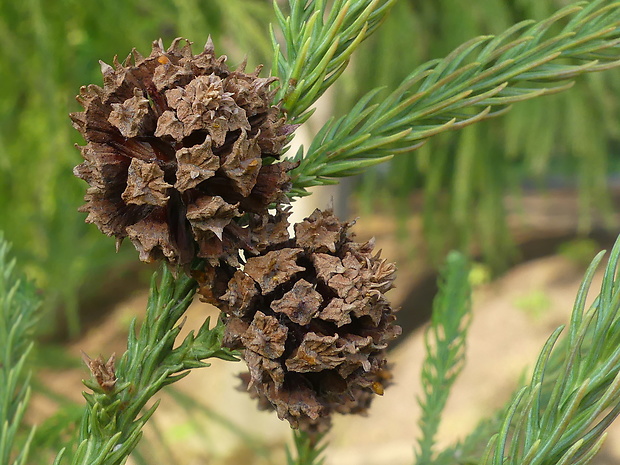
271;0;396;124
482;236;620;465
289;0;620;196
54;267;238;465
0;234;39;465
415;252;472;465
286;430;328;465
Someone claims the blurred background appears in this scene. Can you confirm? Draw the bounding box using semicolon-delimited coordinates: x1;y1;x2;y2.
3;0;620;463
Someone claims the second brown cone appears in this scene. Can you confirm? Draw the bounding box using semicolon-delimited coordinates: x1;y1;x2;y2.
199;209;401;432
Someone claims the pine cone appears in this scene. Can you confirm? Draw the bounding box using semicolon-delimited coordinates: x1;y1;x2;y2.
206;209;400;432
71;38;296;265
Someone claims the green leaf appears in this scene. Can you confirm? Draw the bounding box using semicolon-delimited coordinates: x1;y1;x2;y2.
290;0;620;194
415;252;472;465
0;233;39;465
286;430;327;465
271;0;397;123
60;265;237;464
482;235;620;465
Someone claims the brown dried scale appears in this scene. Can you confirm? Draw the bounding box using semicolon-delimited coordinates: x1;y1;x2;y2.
82;353;117;393
72;37;297;265
204;209;400;432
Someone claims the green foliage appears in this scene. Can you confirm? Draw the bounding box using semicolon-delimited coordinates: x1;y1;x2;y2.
558;238;601;268
289;0;620;197
432;415;506;465
54;266;238;465
0;0;274;336
4;1;620;464
286;430;327;465
415;251;472;465
514;289;553;319
482;237;620;464
343;0;620;268
0;233;39;465
271;0;396;125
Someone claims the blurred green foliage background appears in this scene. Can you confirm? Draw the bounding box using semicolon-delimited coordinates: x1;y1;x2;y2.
1;0;620;338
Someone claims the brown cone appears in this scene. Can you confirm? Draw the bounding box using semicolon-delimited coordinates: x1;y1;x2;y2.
72;38;296;265
202;209;400;432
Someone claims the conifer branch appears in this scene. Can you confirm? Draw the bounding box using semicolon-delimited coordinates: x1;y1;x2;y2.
415;252;472;465
0;234;39;465
482;236;620;465
55;267;238;465
286;430;327;465
271;0;396;124
289;0;620;196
